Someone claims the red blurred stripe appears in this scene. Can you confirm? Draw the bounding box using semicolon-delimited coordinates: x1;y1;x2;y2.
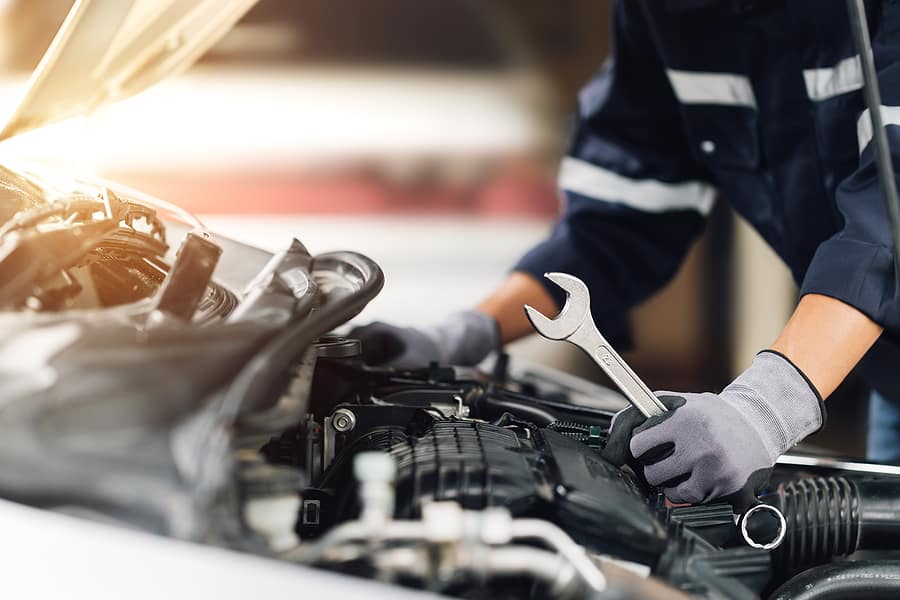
105;172;559;217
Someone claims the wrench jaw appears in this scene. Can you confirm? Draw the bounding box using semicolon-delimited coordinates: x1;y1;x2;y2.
523;272;590;341
543;272;591;305
524;304;571;341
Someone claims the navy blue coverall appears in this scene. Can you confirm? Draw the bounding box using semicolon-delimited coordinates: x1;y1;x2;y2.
513;0;900;462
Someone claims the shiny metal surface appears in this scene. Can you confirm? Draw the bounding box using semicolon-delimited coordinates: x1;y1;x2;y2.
524;272;667;418
740;503;786;551
777;453;900;477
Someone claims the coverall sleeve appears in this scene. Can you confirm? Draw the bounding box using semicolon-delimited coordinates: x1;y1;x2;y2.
800;3;900;331
513;1;716;343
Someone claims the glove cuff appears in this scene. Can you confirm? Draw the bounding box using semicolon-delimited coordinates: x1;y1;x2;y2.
721;351;825;460
428;310;499;366
759;349;827;431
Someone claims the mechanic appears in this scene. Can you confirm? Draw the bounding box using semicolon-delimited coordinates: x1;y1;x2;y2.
353;0;900;506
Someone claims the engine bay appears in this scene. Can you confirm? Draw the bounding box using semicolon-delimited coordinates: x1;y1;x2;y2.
3;163;900;599
252;338;900;599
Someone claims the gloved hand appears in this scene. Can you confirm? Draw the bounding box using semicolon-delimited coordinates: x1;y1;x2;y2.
350;310;499;369
603;351;824;505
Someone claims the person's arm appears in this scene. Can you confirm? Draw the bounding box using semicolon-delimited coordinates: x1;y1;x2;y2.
499;0;716;349
771;293;883;400
355;0;716;367
603;2;900;507
476;272;557;344
798;1;900;344
603;292;881;506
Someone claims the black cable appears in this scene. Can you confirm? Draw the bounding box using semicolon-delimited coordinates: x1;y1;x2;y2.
494;388;617;421
481;396;559;427
847;0;900;295
769;560;900;600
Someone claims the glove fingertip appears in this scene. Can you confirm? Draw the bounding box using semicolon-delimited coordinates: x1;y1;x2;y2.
664;490;688;505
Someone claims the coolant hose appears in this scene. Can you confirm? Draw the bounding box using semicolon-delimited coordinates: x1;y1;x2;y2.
769;560;900;600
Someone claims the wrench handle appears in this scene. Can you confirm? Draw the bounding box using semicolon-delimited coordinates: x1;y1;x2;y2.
569;325;668;418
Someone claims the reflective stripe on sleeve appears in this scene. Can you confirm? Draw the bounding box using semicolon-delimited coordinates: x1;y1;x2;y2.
803;55;863;101
665;70;757;109
558;157;717;216
857;106;900;155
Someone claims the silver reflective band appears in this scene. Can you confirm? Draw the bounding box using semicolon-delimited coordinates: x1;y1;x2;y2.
803;55;863;101
558;157;716;216
666;70;757;108
857;105;900;154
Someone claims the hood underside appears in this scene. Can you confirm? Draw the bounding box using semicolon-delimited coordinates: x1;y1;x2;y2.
0;0;259;141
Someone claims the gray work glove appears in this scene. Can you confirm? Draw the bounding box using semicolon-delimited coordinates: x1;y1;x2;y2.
603;351;824;506
350;310;499;369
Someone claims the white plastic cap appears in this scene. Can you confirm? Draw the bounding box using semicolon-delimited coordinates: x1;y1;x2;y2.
353;452;396;484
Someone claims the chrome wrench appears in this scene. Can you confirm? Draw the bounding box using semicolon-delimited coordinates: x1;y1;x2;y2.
524;272;666;418
524;272;786;550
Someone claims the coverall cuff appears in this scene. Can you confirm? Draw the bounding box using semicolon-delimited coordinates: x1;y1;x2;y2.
799;237;895;329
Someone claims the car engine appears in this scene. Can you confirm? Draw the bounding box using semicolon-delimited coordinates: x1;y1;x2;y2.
3;163;900;599
258;338;900;599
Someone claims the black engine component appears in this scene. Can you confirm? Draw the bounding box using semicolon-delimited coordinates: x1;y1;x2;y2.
304;416;667;562
770;560;900;600
656;537;770;600
762;477;900;575
380;420;541;516
263;349;900;597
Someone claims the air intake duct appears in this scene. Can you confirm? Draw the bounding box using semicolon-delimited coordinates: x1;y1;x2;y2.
758;477;900;574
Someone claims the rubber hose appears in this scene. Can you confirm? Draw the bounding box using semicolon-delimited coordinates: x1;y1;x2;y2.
761;477;900;574
769;560;900;600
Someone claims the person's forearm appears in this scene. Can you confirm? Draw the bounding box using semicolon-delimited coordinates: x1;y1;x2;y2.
770;293;883;399
476;271;558;344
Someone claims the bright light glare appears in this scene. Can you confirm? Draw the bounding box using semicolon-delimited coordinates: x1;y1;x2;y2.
0;67;556;174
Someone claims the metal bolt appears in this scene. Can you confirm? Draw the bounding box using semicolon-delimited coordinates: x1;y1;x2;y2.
332;408;357;433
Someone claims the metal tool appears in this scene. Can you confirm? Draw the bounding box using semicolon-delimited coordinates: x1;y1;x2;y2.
525;272;786;551
524;272;667;418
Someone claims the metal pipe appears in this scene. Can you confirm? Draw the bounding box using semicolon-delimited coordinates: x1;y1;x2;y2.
510;519;608;591
480;546;578;594
371;545;579;594
284;520;425;563
290;513;606;591
847;0;900;292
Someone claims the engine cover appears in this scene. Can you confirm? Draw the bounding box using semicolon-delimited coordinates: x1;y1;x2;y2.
303;416;666;562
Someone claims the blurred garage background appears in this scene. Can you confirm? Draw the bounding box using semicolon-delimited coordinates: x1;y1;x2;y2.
0;0;866;455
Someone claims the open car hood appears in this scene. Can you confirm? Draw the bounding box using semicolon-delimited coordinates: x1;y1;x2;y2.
0;0;258;141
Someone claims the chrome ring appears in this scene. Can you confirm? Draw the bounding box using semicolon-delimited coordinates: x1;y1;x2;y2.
740;503;787;550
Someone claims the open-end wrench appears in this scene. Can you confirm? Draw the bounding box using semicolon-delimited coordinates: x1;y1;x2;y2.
524;272;667;418
524;272;786;551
